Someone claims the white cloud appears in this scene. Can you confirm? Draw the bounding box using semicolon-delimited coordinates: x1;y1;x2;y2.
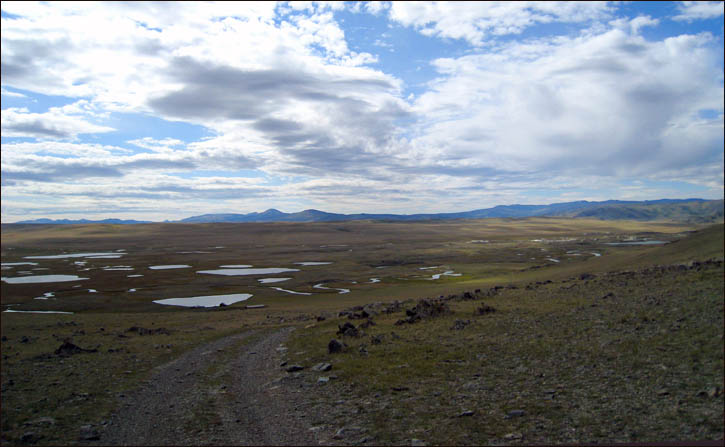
408;25;723;184
673;1;724;22
387;1;612;45
1;105;115;139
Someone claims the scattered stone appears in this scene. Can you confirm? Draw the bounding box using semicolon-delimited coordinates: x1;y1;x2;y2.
20;336;30;343
312;362;332;372
396;298;452;325
21;432;40;444
579;273;596;280
505;409;525;419
450;319;471;330
474;304;496;315
459;410;475;417
600;292;615;299
370;334;384;345
79;425;99;441
280;361;288;367
360;318;375;329
503;432;523;441
317;376;330;384
358;344;368;356
54;341;97;357
316;315;326;321
392;386;410;392
125;326;171;336
411;439;427;446
333;426;365;439
337;322;361;337
26;417;56;426
328;339;347;354
285;365;304;372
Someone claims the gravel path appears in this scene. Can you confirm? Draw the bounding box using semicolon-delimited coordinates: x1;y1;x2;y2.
100;327;318;446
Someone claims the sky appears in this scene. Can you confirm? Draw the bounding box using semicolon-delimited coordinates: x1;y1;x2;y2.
1;1;723;222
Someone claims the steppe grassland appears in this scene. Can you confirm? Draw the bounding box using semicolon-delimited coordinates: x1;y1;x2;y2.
1;219;722;444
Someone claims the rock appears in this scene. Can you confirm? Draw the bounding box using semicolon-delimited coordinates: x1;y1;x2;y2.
280;361;288;367
458;410;475;417
370;334;384;345
474;304;496;315
79;425;99;441
54;341;97;357
397;298;452;325
505;409;525;418
358;344;368;356
20;336;30;343
411;439;427;446
312;362;332;372
503;432;523;441
316;315;326;321
360;318;375;329
20;432;40;444
317;376;330;384
328;339;347;354
337;322;360;337
285;365;304;372
450;319;471;330
333;426;365;439
26;417;56;426
579;273;596;280
1;335;6;341
126;326;171;336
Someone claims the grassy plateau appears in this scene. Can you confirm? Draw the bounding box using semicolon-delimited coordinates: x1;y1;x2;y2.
1;218;722;445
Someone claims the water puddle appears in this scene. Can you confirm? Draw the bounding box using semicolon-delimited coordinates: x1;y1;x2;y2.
127;274;144;278
197;268;299;276
428;271;461;280
2;275;89;284
178;251;212;254
1;262;39;266
271;287;311;295
34;292;55;300
546;258;560;263
605;241;668;246
25;252;123;259
220;265;253;268
591;252;601;257
88;289;98;293
419;266;442;270
295;262;332;266
3;310;74;314
149;265;191;270
468;240;488;243
86;255;123;259
103;266;134;271
153;293;253;307
313;284;350;294
128;289;136;292
258;278;291;284
369;278;381;283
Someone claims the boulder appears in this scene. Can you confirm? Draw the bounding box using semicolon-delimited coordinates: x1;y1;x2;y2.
54;341;97;357
474;304;496;315
328;339;347;354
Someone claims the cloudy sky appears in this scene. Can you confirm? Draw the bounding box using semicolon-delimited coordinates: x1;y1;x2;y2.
1;1;723;222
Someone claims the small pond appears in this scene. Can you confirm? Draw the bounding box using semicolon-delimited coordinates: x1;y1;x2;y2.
25;252;124;259
153;293;253;307
197;268;299;276
2;275;89;284
258;278;291;284
271;287;311;296
149;265;191;270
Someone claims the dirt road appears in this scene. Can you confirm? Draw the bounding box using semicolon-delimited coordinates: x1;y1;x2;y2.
100;327;318;445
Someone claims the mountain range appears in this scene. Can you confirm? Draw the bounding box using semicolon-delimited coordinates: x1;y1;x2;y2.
13;198;724;224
